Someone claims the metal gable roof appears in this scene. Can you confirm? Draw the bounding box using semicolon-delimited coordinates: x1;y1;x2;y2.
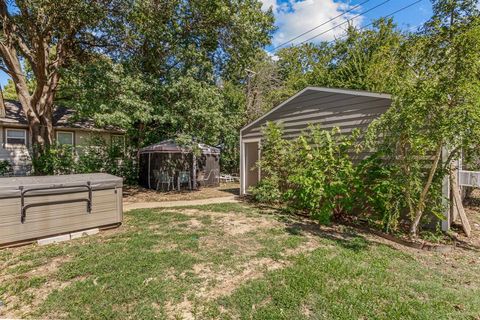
240;87;392;134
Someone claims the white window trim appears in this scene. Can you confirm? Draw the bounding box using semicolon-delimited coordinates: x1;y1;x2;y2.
56;131;74;146
5;128;27;146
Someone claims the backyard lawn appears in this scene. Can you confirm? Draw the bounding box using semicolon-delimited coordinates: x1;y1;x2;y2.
1;202;480;319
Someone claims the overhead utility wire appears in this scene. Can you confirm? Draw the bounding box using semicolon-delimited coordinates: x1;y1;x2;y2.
270;0;371;52
298;0;392;45
327;0;424;44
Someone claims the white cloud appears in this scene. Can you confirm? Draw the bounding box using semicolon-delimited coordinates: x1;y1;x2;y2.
266;50;280;61
262;0;364;48
261;0;278;11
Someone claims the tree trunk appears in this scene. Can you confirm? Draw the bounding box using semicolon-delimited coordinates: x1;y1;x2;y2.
27;100;55;174
410;144;443;237
29;116;54;151
0;1;63;172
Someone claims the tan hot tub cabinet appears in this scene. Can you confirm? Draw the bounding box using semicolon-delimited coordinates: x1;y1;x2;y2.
0;173;123;246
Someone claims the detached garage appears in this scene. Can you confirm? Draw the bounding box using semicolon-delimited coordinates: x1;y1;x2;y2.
239;87;392;195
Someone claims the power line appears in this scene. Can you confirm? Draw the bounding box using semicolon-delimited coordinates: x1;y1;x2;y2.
298;0;393;45
327;0;424;44
270;0;371;52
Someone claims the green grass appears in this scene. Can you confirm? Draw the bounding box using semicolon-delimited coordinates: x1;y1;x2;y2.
176;202;263;215
210;239;480;319
0;203;479;319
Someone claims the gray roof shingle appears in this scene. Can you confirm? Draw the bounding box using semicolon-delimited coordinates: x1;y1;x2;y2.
0;100;123;133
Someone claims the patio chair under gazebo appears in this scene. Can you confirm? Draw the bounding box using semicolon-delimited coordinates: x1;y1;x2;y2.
138;140;220;191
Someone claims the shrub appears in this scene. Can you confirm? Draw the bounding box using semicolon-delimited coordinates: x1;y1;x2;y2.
355;154;406;232
250;122;420;232
32;144;76;175
31;136;138;184
284;127;359;224
250;123;361;223
250;179;283;203
0;160;12;176
249;122;294;203
75;136;138;184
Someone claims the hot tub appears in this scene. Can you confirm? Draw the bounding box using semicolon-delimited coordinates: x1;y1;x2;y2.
0;173;123;246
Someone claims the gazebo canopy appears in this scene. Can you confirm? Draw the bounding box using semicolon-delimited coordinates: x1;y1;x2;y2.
139;139;220;155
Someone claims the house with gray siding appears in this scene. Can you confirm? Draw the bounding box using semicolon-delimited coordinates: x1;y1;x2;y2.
0;99;125;176
239;87;392;195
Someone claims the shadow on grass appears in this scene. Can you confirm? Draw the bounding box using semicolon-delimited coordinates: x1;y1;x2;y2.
243;197;480;253
241;198;372;253
218;187;240;196
284;221;370;253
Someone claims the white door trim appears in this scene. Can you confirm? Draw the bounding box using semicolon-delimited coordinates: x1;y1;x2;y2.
240;138;261;195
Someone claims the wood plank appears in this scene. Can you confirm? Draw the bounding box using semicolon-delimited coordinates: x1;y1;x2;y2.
450;166;459;222
451;176;472;237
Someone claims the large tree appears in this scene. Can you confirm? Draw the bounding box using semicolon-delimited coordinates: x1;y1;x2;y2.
369;0;480;236
120;0;274;82
56;0;274;172
406;0;480;235
246;19;405;116
0;0;124;167
0;0;274;174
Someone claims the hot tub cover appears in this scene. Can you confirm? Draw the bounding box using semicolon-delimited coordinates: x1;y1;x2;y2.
139;139;220;155
0;173;122;199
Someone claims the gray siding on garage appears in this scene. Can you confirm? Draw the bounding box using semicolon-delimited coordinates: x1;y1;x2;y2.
240;87;392;195
241;87;392;141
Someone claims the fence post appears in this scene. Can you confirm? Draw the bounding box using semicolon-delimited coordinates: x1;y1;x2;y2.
441;146;451;232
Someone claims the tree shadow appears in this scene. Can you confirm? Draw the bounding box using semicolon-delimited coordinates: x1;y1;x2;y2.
246;197;480;253
218;187;240;196
284;220;370;253
243;200;475;254
284;214;480;254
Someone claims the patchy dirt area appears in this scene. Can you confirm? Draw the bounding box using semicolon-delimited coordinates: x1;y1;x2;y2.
123;182;239;204
159;207;322;319
1;198;480;319
162;202;480;319
0;203;316;319
0;252;73;317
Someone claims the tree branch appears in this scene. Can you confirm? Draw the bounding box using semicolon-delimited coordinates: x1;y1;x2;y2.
0;64;8;74
443;146;461;171
410;142;443;237
0;0;37;70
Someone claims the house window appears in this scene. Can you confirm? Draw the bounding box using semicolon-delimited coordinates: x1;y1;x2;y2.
6;129;26;145
57;131;74;145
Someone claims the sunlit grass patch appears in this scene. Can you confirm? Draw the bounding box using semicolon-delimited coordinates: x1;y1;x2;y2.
1;202;479;319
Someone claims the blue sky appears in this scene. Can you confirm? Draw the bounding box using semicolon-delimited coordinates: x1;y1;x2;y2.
263;0;433;51
0;0;433;88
